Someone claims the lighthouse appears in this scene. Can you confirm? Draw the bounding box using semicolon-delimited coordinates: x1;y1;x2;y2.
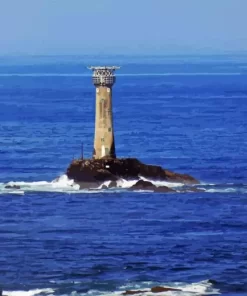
88;66;120;159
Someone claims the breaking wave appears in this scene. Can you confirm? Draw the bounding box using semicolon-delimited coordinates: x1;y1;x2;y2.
0;175;80;194
0;175;185;195
98;177;185;190
0;174;246;195
2;280;220;296
3;289;55;296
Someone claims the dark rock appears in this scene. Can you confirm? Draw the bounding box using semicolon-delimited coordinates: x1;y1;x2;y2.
94;168;117;181
101;185;108;190
66;158;199;188
122;286;181;295
5;185;21;189
77;181;101;189
207;279;218;285
129;179;174;192
131;180;154;189
108;180;118;188
151;286;181;293
122;290;148;295
153;186;175;193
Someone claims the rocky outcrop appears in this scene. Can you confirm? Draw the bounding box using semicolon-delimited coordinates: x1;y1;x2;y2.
122;286;181;295
129;180;175;192
122;290;148;295
66;158;198;189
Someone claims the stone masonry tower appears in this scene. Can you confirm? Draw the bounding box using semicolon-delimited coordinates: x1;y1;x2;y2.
88;66;120;159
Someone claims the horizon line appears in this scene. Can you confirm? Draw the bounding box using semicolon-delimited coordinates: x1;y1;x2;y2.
1;51;247;58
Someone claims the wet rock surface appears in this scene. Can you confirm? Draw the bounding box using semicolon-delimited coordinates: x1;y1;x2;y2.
66;157;199;189
108;180;118;188
122;286;181;295
129;179;175;192
4;185;21;189
122;290;148;295
151;286;181;292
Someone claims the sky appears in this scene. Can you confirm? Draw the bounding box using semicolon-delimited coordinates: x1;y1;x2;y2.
0;0;247;55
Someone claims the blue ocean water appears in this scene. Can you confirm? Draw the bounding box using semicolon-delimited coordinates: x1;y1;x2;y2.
0;55;247;296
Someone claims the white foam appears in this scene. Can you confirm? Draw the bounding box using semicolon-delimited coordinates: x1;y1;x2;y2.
2;280;219;296
204;188;236;193
180;280;220;294
7;190;25;195
51;175;80;190
83;280;219;296
0;174;80;194
3;288;55;296
1;174;245;195
0;190;25;195
116;178;139;188
97;180;112;189
140;176;184;188
99;177;184;190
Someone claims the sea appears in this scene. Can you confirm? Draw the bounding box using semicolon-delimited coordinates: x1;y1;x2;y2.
0;55;247;296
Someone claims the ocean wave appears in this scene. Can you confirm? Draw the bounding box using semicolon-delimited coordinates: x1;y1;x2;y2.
0;175;80;194
87;280;220;296
140;177;185;188
0;174;187;195
2;280;220;296
1;174;246;195
3;289;55;296
200;184;247;193
0;190;25;195
116;280;220;295
98;177;185;190
204;188;237;193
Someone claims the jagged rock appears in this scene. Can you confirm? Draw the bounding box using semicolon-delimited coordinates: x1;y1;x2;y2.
129;179;174;192
67;158;198;189
5;185;21;189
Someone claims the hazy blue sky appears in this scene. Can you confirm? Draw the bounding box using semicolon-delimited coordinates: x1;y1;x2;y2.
0;0;247;55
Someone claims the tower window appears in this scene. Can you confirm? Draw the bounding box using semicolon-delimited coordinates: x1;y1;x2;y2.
101;138;104;142
108;128;112;132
